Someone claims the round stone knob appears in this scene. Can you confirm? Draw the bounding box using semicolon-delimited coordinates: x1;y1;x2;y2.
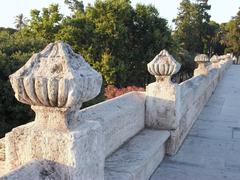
194;54;210;76
9;41;102;109
194;54;209;63
210;55;220;63
147;50;181;82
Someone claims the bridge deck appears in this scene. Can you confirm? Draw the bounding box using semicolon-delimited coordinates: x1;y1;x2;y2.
151;65;240;180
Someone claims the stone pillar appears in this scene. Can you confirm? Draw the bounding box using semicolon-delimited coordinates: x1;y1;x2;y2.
233;56;237;64
6;41;104;179
194;54;210;76
145;50;181;130
210;55;220;69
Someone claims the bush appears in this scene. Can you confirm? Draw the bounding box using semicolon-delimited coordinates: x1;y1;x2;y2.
104;85;144;99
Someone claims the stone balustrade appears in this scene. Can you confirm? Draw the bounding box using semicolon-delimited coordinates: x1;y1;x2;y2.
3;41;104;179
194;54;210;76
0;42;234;179
146;50;232;154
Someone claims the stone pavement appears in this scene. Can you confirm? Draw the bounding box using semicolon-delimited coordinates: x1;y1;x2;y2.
151;65;240;180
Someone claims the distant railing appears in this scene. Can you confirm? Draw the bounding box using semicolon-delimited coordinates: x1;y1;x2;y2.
0;42;235;179
233;57;240;64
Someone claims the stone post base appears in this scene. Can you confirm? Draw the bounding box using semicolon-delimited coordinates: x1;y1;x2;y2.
4;120;104;180
145;81;179;130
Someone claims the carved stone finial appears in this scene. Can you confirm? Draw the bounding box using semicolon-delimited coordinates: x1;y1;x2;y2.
233;56;237;64
210;55;219;63
219;54;231;62
147;50;181;82
210;55;220;68
194;54;210;76
9;41;102;130
194;54;209;63
9;41;102;109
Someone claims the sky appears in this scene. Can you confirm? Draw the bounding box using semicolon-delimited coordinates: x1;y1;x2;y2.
0;0;239;29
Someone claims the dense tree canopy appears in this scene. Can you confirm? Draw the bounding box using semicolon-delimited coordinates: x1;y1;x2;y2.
221;8;240;56
0;28;47;137
173;0;211;54
57;0;173;87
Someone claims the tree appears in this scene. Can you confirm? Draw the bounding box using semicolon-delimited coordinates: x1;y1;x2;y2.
221;8;240;56
129;4;173;85
0;30;47;137
28;4;63;42
173;0;211;54
14;14;28;30
202;21;225;55
64;0;84;13
59;1;173;87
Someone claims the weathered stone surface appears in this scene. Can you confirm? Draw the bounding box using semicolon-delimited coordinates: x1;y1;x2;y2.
151;65;240;180
146;50;181;130
233;56;237;64
194;54;210;76
146;52;232;155
166;58;232;155
5;41;104;179
210;55;220;69
78;91;146;157
4;120;104;180
0;135;5;177
3;43;235;180
1;160;71;180
0;161;5;177
218;58;233;80
146;82;179;129
105;129;170;180
167;70;217;154
9;41;102;109
0;138;5;161
147;49;181;82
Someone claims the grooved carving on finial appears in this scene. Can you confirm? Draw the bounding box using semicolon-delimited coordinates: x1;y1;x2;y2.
147;50;181;78
194;54;209;63
9;41;102;109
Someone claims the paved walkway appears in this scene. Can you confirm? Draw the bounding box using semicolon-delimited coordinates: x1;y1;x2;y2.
151;65;240;180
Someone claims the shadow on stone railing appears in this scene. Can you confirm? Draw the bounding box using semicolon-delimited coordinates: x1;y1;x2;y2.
0;41;234;179
1;160;72;180
145;51;233;155
233;56;240;65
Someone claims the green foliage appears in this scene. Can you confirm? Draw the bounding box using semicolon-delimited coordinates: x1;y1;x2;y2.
57;0;172;87
203;21;225;55
220;8;240;56
28;4;63;42
0;29;47;137
173;0;211;54
64;0;84;12
14;14;28;30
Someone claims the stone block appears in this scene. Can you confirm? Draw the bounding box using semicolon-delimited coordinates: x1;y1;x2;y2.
0;138;5;161
78;91;145;157
145;50;181;130
145;82;179;129
4;120;104;180
105;129;170;180
166;60;230;155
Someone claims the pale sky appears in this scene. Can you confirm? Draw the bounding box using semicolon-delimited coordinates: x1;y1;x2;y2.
0;0;239;29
